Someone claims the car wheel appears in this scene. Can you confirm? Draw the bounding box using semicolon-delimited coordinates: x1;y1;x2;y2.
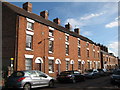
23;83;31;90
83;77;86;81
49;80;54;88
110;80;115;85
72;78;76;83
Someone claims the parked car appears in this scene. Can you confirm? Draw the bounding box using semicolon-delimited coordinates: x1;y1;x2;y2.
97;69;107;76
110;69;120;85
5;70;55;90
84;69;100;79
102;69;111;75
57;70;85;83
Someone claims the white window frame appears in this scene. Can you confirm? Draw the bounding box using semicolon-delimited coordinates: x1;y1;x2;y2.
26;18;35;31
48;57;54;73
66;44;69;56
24;54;34;70
26;34;33;51
48;40;54;53
49;26;55;30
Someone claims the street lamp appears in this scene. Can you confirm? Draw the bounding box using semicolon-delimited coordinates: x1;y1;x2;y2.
10;58;14;68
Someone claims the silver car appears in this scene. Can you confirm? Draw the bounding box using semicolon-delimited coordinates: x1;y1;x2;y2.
5;70;55;90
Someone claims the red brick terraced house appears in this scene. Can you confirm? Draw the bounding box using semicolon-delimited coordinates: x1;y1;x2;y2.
2;2;118;78
98;44;118;70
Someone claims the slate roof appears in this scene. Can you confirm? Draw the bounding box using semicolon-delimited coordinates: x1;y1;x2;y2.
3;2;96;44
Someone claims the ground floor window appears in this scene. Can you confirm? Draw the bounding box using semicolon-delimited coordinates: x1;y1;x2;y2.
88;62;90;70
82;64;84;73
78;61;81;70
25;58;32;70
66;61;69;71
72;64;74;70
90;62;93;69
98;62;100;69
94;62;96;69
49;60;54;73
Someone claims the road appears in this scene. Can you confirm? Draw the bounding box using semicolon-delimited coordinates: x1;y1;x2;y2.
34;76;120;90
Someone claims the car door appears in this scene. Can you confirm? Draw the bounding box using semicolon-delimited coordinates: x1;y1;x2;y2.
36;71;50;85
74;71;81;81
28;71;41;86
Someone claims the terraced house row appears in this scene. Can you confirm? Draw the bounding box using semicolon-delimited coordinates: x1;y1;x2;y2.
2;2;118;77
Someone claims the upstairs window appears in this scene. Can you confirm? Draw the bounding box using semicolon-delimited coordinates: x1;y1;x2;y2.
26;34;33;49
78;47;81;57
49;40;53;53
87;49;89;58
66;44;69;55
98;53;100;58
98;47;99;50
93;45;95;49
65;35;69;42
27;22;33;30
86;43;89;47
93;51;95;58
78;40;80;46
49;30;54;37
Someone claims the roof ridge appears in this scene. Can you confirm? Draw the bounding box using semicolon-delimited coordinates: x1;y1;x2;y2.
3;2;95;44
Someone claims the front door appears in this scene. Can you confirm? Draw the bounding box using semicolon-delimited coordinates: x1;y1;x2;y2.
37;63;42;71
56;64;60;75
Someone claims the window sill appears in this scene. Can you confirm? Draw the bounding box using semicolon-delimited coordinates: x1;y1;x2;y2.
26;48;33;51
27;28;34;31
66;54;69;56
78;56;81;58
49;71;54;73
65;42;69;45
49;51;53;54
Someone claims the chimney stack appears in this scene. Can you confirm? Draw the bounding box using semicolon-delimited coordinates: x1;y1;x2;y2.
74;28;80;34
53;18;60;25
40;10;49;19
23;2;32;12
65;23;72;30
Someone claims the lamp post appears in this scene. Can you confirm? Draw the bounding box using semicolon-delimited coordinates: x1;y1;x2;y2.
8;57;14;76
10;58;14;67
38;37;50;73
43;38;46;73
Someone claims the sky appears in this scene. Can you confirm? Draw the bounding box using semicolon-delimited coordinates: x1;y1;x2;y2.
10;1;119;56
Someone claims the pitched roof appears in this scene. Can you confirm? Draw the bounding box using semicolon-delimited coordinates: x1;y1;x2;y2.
3;2;95;44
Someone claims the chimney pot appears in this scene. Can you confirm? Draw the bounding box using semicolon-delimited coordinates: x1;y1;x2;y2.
74;28;80;34
40;10;48;19
53;18;60;25
65;23;72;30
23;2;32;12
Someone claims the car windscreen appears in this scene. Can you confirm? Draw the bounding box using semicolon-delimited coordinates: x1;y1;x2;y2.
114;71;120;75
60;71;73;75
86;70;93;73
10;71;24;77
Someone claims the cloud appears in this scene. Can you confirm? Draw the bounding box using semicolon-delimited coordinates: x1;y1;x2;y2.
82;31;93;36
105;16;120;28
64;12;105;28
64;18;85;29
80;12;104;20
105;21;118;28
108;41;118;56
64;18;93;36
